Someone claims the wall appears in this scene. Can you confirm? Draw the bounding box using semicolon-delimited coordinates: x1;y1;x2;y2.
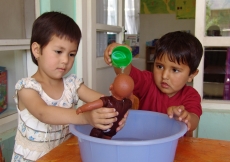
198;109;230;141
139;14;195;59
40;0;76;19
39;0;77;75
0;128;16;162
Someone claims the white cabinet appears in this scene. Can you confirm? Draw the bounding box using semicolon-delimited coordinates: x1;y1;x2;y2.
0;0;36;132
0;2;36;160
0;50;27;131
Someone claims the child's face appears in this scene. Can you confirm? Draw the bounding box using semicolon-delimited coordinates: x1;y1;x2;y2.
153;54;196;97
37;35;78;79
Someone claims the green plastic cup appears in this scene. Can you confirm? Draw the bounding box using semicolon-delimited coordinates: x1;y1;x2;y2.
111;46;132;68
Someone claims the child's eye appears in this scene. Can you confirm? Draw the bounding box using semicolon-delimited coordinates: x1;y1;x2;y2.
173;68;179;73
156;64;163;69
70;53;76;57
55;50;62;54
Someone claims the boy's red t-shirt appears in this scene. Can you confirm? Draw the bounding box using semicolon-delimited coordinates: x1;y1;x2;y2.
130;66;202;118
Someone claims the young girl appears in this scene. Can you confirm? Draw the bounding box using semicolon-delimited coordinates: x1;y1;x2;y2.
12;11;125;162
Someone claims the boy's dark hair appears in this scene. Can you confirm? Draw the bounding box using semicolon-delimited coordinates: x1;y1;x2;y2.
30;11;82;65
154;31;203;75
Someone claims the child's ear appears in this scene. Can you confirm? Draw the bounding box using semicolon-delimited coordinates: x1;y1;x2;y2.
187;69;199;82
109;84;113;91
31;42;41;59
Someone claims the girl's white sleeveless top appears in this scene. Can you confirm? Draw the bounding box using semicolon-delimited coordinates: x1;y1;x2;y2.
12;74;83;161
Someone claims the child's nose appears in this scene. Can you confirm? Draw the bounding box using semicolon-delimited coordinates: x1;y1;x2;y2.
162;70;169;79
61;55;69;64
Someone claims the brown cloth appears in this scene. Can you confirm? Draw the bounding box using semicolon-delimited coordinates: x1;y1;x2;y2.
90;96;132;138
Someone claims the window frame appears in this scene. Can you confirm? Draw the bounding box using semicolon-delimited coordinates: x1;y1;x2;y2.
194;0;230;110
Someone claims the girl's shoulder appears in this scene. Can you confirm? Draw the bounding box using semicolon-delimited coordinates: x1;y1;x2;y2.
63;74;84;88
15;77;42;92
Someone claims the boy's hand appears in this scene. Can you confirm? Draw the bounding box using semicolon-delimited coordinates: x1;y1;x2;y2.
104;42;131;66
83;107;118;130
167;105;191;131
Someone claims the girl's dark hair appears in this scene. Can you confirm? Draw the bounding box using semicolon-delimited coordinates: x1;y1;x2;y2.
154;31;203;75
30;11;82;65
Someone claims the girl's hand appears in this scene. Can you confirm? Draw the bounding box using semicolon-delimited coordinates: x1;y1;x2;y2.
116;111;129;132
83;107;118;130
167;105;191;131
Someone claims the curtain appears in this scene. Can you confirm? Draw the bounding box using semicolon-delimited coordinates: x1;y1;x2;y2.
223;48;230;100
108;0;117;25
96;0;108;24
125;0;140;34
96;0;117;57
96;0;140;57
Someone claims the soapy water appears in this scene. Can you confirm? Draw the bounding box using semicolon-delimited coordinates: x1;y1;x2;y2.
120;67;125;73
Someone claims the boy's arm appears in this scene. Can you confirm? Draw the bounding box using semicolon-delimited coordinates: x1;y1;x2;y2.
104;42;132;75
188;113;200;132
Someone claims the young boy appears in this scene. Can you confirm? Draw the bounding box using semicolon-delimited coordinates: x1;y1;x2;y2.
104;31;203;133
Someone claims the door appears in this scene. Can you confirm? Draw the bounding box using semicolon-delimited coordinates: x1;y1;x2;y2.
76;0;125;96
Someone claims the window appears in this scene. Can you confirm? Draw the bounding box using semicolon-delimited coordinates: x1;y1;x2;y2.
125;0;140;34
206;0;230;37
96;0;118;57
96;0;140;57
202;0;230;100
96;0;117;25
203;47;228;100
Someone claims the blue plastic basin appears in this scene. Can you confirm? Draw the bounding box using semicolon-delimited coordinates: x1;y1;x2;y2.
70;110;187;162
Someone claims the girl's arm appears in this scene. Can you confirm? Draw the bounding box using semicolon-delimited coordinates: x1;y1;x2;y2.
17;88;117;130
77;84;127;132
76;99;103;114
77;84;103;103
